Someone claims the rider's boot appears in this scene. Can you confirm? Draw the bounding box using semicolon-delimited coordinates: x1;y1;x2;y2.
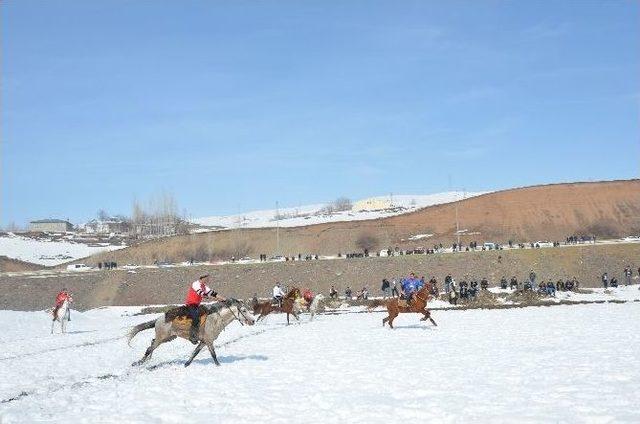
189;316;200;345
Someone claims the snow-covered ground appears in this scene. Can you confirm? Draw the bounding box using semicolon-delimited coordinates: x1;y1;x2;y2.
0;233;126;266
193;192;486;229
1;300;639;422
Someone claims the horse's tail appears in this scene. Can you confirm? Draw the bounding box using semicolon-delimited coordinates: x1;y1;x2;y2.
127;319;156;346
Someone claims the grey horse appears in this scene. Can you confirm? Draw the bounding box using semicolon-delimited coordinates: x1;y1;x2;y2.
128;299;255;367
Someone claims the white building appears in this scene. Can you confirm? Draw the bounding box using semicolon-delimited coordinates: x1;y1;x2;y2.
352;197;393;212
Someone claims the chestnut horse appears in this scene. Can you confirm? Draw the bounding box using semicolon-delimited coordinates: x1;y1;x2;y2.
253;287;301;325
369;284;437;329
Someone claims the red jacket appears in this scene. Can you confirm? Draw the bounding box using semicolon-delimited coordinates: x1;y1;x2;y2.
55;291;71;306
185;280;215;306
303;289;313;302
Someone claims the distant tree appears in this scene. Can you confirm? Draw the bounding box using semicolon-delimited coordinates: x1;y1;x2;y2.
356;233;379;252
333;197;352;211
97;209;109;221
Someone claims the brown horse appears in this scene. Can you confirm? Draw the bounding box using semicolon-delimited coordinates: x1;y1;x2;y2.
370;284;437;329
253;287;301;325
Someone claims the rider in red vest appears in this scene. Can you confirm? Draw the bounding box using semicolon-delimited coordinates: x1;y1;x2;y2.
185;275;225;344
53;288;73;321
303;288;314;306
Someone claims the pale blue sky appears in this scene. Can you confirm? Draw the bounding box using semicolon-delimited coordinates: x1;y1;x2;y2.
2;1;639;226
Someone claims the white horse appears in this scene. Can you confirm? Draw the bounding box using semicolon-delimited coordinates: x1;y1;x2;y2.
128;299;255;367
51;298;70;334
309;294;326;321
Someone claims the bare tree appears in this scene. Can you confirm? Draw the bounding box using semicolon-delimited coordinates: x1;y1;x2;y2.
356;232;379;252
333;197;352;211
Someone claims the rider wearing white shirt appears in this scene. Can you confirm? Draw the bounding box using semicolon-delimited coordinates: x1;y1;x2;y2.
273;283;285;307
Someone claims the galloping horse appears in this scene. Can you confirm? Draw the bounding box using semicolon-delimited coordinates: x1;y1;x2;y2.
128;299;255;367
309;294;326;321
51;298;70;334
369;284;437;329
253;287;301;325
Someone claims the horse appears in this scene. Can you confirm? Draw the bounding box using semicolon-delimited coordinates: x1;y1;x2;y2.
253;287;301;325
51;298;70;334
309;294;325;321
368;285;437;329
128;299;255;367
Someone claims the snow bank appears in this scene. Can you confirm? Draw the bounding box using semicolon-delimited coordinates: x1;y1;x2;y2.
0;234;126;266
1;302;639;422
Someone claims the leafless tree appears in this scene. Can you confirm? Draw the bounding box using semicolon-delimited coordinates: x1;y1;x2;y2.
356;232;379;252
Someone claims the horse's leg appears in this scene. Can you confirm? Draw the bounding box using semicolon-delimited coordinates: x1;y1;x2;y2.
286;313;290;325
426;310;438;326
206;342;220;366
51;318;55;334
388;311;398;329
62;316;66;334
184;342;205;367
133;336;167;366
382;316;389;327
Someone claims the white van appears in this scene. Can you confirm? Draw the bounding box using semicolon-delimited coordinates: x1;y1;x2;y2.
66;263;92;271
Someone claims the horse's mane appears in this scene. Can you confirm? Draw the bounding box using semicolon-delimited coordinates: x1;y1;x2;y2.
285;287;300;298
164;300;242;322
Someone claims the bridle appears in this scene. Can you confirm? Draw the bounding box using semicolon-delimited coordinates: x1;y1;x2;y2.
223;300;252;326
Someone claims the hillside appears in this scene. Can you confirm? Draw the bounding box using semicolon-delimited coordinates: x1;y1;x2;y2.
2;242;638;311
86;180;640;265
0;256;45;273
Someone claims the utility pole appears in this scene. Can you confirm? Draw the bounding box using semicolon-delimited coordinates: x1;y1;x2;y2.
275;201;280;255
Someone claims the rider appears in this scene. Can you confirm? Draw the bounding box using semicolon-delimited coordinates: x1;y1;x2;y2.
273;283;285;307
53;288;73;321
401;272;421;305
303;288;314;306
185;274;225;344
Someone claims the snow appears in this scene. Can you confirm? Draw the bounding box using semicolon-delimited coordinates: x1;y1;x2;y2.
193;191;487;230
0;233;126;266
2;297;640;422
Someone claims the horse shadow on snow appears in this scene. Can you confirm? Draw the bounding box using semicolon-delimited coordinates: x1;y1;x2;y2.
146;354;268;370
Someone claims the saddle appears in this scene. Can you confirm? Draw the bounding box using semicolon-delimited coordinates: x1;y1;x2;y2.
164;305;208;323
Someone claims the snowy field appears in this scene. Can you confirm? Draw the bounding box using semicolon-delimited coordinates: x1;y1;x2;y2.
193;192;486;229
1;302;639;423
0;233;126;266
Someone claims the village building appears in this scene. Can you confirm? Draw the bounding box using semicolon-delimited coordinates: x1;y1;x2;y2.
29;219;73;233
84;218;130;235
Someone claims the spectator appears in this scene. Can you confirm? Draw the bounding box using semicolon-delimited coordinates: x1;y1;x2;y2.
480;278;489;290
329;285;338;299
391;279;400;297
344;286;353;300
546;281;556;297
510;276;518;290
624;267;632;286
500;277;508;289
529;270;536;286
610;277;618;288
381;279;391;299
601;273;609;289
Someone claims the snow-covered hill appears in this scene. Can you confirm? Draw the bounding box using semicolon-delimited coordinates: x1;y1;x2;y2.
0;233;126;266
193;191;486;229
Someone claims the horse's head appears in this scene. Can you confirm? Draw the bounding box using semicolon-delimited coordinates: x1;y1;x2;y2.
226;299;256;326
286;287;300;299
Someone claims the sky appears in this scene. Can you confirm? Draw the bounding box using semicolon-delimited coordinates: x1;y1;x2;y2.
2;1;639;226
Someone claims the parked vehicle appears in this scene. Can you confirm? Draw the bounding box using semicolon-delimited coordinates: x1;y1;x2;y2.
66;263;92;271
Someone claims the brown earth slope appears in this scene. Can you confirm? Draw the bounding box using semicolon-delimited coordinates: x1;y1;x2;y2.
3;243;639;311
0;256;45;273
85;180;640;266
